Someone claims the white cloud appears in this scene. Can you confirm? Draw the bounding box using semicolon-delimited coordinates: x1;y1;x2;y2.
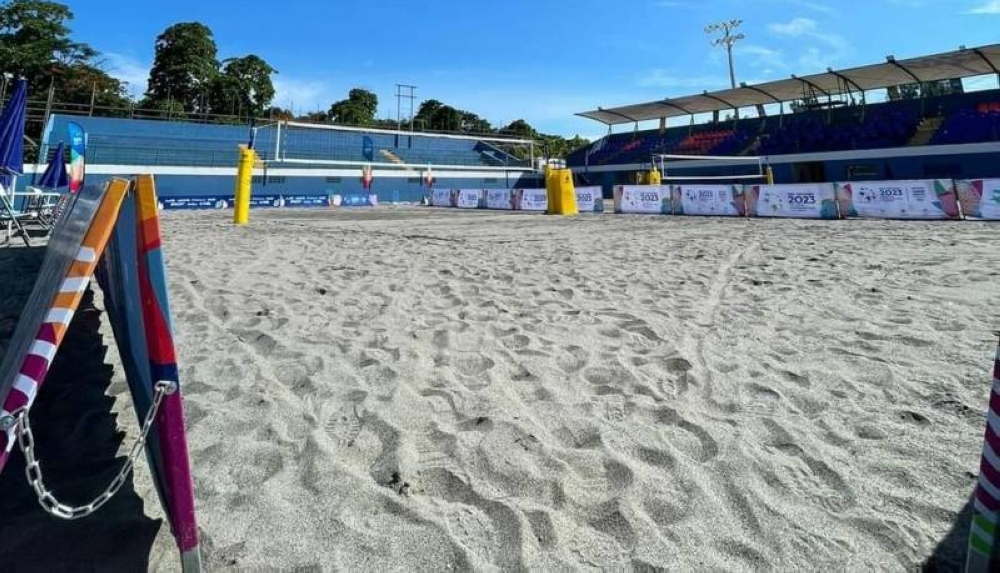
767;17;852;71
272;76;332;113
768;17;819;35
737;44;788;70
636;71;731;90
967;0;1000;13
781;0;835;13
100;52;150;98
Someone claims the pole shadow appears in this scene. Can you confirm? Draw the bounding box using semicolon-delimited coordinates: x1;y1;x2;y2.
0;246;161;572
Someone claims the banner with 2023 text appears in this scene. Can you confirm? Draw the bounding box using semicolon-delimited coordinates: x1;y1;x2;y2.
671;184;745;216
836;179;961;220
747;183;839;219
613;185;669;214
575;186;602;213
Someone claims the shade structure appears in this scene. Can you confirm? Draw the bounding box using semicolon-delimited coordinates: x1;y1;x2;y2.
0;79;27;178
36;142;69;189
578;44;1000;125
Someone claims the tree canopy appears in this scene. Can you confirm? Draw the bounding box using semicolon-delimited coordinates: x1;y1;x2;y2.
208;55;276;118
328;88;379;126
145;22;218;113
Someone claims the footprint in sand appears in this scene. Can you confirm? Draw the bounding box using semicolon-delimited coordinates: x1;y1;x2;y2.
557;345;589;373
454;354;495;377
321;395;366;448
501;334;531;351
443;505;497;564
660;418;720;463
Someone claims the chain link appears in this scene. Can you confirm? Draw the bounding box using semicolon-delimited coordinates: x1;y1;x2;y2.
8;380;176;520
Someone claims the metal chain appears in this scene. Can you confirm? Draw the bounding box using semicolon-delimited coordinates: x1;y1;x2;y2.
7;380;176;520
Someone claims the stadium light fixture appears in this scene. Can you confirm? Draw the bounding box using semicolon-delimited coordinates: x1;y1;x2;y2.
705;19;745;89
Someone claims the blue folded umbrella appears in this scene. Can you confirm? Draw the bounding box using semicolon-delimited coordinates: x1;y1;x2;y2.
0;79;27;179
36;142;68;189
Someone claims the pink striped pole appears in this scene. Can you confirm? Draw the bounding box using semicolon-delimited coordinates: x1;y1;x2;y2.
967;332;1000;572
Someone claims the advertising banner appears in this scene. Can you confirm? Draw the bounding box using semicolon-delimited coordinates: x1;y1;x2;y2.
514;188;548;211
485;188;514;210
957;179;1000;220
836;179;961;220
431;188;452;207
746;183;839;219
575;186;603;213
456;188;483;209
671;184;746;217
613;185;669;214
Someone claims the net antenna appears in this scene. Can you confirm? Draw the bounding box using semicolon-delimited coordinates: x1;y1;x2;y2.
258;120;539;173
652;153;770;182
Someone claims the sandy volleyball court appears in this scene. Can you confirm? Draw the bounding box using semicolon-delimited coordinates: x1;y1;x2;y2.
133;207;994;571
5;206;998;571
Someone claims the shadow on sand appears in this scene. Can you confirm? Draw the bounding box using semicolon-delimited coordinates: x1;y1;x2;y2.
0;246;161;572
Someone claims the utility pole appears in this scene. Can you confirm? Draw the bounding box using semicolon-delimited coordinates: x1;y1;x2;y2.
705;19;744;122
395;84;416;131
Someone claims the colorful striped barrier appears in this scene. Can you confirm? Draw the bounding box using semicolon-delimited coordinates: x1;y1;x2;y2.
0;176;201;571
96;175;200;567
0;179;128;473
967;334;1000;572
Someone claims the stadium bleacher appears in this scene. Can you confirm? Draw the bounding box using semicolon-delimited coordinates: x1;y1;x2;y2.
930;105;1000;145
569;88;1000;167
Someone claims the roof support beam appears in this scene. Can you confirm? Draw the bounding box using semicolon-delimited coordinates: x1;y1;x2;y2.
887;56;922;84
826;68;865;94
971;47;1000;75
791;74;830;97
657;100;691;115
596;106;638;124
740;83;782;104
701;91;739;111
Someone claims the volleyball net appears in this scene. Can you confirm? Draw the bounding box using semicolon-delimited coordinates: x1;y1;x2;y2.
652;153;771;183
258;121;539;172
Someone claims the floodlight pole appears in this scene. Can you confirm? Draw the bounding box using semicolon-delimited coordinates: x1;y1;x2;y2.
705;19;745;120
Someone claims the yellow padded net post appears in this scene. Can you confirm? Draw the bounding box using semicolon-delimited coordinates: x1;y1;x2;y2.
766;165;775;185
233;147;254;225
647;168;662;185
545;162;578;216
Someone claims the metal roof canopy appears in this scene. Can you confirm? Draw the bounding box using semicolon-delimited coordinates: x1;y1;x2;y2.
577;44;1000;125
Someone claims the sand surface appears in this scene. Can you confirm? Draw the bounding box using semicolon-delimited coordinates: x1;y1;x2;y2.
3;206;1000;571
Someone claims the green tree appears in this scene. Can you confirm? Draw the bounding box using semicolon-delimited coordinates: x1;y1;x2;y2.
55;62;129;112
328;88;378;125
460;111;491;133
265;106;293;120
0;0;95;86
209;54;276;118
146;22;218;113
500;119;536;139
296;110;327;123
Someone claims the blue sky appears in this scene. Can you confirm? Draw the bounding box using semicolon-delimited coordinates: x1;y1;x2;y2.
68;0;1000;138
